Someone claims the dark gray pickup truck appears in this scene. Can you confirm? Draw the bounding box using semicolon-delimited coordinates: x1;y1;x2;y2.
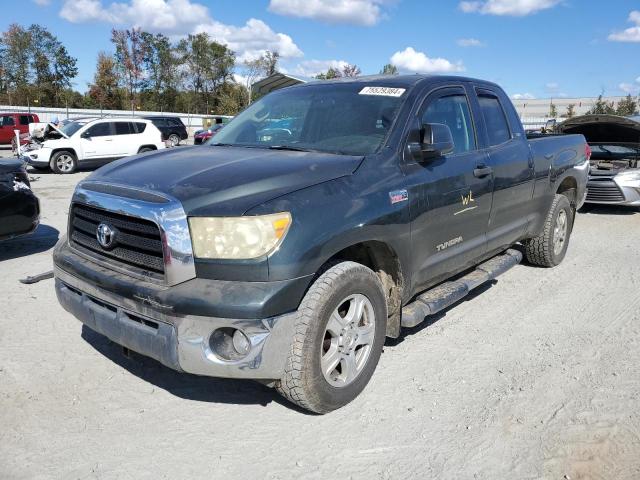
54;75;589;413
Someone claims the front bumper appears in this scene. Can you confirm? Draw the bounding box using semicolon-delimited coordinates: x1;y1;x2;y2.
585;173;640;206
55;264;298;379
54;240;309;380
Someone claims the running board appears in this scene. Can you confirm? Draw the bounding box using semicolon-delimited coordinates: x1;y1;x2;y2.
401;249;523;328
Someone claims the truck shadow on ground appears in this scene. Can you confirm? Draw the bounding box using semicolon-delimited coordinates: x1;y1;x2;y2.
80;325;305;412
0;224;59;261
385;280;497;347
579;205;638;215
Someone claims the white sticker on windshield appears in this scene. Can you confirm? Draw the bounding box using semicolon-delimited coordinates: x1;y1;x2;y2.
359;86;406;97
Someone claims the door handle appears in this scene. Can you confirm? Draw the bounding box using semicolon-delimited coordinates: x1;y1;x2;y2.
473;165;493;178
105;139;113;142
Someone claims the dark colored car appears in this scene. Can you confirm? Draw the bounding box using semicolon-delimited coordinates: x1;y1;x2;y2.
193;124;224;145
143;116;188;146
53;75;589;413
0;159;40;241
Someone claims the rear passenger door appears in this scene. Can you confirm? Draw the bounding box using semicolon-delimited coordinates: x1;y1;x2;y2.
406;86;494;292
113;121;139;156
473;87;534;253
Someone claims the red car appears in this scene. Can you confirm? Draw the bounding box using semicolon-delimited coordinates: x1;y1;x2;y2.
194;123;224;145
0;113;39;152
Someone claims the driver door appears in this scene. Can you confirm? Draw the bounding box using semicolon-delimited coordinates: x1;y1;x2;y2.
80;122;118;159
405;86;494;292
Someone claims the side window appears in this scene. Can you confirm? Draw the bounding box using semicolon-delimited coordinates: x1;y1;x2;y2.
421;93;476;154
2;115;15;126
134;122;147;133
169;118;182;127
154;119;167;127
114;122;133;135
85;122;112;137
19;115;31;125
477;94;511;146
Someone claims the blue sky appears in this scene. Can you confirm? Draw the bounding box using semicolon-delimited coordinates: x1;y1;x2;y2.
4;0;640;99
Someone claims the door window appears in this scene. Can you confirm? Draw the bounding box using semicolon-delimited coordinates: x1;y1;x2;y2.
421;94;476;154
19;115;31;125
85;122;112;137
133;122;147;133
114;122;134;135
478;94;511;146
2;115;15;127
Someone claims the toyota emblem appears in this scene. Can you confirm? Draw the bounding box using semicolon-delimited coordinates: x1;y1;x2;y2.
96;223;117;249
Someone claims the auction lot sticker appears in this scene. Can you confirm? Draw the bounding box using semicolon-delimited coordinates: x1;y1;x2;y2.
359;86;406;97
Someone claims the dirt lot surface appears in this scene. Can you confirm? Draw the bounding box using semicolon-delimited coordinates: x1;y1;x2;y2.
1;150;639;479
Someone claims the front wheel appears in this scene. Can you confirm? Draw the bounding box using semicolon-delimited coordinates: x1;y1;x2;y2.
524;194;573;267
50;151;77;174
276;261;387;413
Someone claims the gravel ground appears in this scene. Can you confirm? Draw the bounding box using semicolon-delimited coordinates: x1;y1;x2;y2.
1;149;639;479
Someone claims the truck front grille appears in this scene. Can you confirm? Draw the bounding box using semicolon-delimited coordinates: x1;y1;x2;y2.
69;203;165;276
586;179;625;203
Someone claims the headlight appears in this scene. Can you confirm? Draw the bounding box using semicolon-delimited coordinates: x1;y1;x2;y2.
188;212;292;259
616;170;640;183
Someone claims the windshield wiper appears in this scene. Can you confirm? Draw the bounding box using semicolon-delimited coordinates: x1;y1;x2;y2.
210;142;235;147
268;145;312;152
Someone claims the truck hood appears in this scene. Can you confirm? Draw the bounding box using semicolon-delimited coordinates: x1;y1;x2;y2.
85;146;364;216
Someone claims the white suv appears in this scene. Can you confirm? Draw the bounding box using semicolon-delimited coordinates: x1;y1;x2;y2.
21;117;166;174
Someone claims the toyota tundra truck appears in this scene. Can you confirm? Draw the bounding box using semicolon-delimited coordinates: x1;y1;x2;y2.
54;75;589;413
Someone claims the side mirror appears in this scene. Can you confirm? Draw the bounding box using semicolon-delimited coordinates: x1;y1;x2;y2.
408;123;454;160
80;131;90;139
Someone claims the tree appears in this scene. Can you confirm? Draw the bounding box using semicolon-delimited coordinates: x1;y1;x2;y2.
111;28;146;110
564;103;576;118
88;52;123;110
342;64;361;77
380;64;398;75
1;24;32;104
261;50;279;76
586;95;616;115
615;94;638;116
140;32;179;111
316;67;342;80
549;102;558;118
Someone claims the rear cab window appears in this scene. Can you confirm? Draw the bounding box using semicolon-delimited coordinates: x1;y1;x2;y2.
2;115;15;127
476;89;512;147
19;115;31;125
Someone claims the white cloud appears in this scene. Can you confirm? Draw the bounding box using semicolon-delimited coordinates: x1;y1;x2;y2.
619;83;639;94
268;0;393;26
457;38;485;47
608;10;640;42
511;93;536;100
59;0;302;61
459;0;561;16
390;47;464;74
292;59;350;77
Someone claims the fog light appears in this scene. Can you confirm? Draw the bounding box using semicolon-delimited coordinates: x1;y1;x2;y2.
232;329;251;355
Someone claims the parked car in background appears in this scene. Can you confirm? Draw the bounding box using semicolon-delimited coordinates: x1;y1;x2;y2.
558;114;640;207
0;113;39;151
194;123;224;144
20;117;165;174
143;116;188;146
0;158;39;241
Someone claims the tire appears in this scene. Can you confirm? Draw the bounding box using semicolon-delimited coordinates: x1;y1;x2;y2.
50;150;77;174
168;134;180;147
524;194;573;267
275;261;387;414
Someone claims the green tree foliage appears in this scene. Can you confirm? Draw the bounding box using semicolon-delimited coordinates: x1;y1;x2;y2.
549;102;558;118
564;103;575;118
586;95;616;115
111;28;146;110
380;64;398;75
88;52;124;110
615;94;638;116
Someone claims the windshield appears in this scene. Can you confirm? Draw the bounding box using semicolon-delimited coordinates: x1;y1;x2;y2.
212;83;406;155
59;121;88;137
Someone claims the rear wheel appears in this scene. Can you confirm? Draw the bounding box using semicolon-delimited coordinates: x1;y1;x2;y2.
168;134;180;147
524;194;573;267
50;151;77;174
275;262;387;413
